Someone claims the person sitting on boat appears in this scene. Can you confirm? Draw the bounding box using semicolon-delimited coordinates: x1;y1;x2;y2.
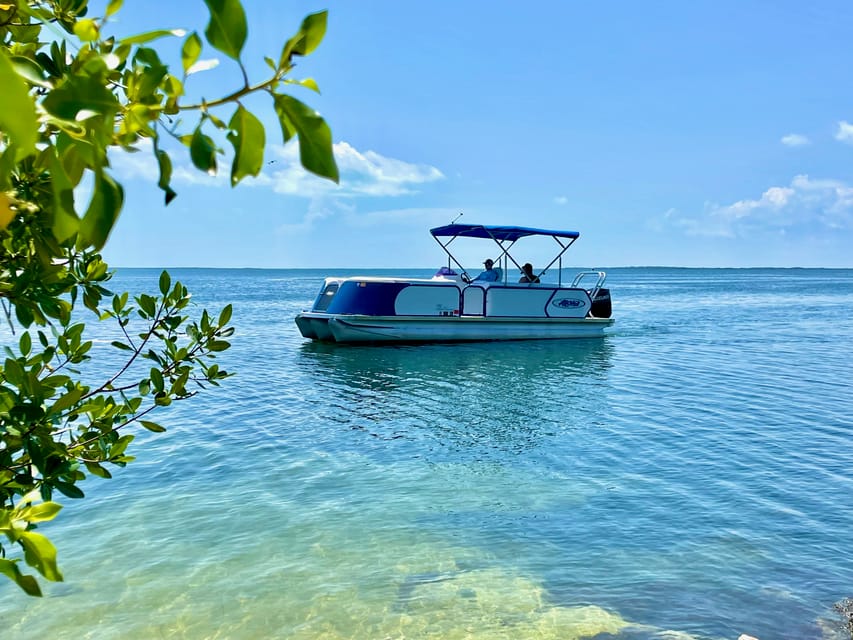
519;263;540;283
472;258;501;282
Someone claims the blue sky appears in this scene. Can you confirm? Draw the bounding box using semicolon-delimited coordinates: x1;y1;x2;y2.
99;1;853;268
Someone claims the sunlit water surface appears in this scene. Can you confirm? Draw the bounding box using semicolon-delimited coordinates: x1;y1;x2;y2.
2;268;852;639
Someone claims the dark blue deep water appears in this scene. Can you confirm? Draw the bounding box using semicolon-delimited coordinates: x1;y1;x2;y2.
2;268;852;639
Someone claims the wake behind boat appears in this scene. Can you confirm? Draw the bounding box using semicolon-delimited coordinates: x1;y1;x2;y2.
295;223;614;343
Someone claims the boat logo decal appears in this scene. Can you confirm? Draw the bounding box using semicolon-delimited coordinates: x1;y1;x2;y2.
552;297;586;309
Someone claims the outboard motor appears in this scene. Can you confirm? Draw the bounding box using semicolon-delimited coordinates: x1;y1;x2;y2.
589;288;612;318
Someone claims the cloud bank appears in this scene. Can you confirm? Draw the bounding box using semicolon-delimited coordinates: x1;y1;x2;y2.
664;175;853;237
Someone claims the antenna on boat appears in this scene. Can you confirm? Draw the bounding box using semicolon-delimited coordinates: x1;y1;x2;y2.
451;211;463;224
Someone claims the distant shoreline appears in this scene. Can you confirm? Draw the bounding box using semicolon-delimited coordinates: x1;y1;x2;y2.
110;265;853;271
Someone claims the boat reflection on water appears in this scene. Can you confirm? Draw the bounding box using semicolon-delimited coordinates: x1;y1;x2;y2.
296;338;615;459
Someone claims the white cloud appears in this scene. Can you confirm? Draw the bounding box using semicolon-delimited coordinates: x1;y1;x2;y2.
111;139;445;200
715;185;795;221
109;140;159;181
554;196;568;205
835;121;853;144
781;133;810;147
264;141;444;197
171;164;229;187
662;175;853;237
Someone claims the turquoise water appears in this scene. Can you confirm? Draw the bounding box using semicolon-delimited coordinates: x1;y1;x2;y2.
2;268;852;639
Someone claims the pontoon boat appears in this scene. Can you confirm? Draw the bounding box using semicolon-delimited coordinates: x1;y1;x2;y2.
295;223;613;343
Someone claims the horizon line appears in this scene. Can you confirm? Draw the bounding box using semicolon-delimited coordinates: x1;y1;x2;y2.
109;265;853;270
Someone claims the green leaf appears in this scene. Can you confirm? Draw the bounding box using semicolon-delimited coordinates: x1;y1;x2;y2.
73;18;99;42
181;31;202;75
80;172;124;250
0;150;16;191
140;420;166;433
47;149;80;242
19;531;63;582
5;357;25;385
9;55;52;89
54;482;84;500
279;11;328;67
119;29;186;46
105;0;124;17
0;49;38;160
137;294;156;317
152;139;177;204
109;434;134;458
112;292;127;314
206;112;227;130
218;304;233;326
48;386;83;416
84;462;113;479
19;332;31;357
15;303;34;328
56;132;89;185
15;502;62;524
162;74;183;100
189;125;217;175
272;94;339;182
0;192;13;229
42;375;71;388
208;340;230;352
8;22;41;45
159;270;171;295
0;559;42;596
285;77;320;93
227;105;265;187
202;0;247;60
42;73;120;120
150;367;164;393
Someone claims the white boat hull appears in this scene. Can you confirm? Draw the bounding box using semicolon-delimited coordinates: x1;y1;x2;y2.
297;312;613;343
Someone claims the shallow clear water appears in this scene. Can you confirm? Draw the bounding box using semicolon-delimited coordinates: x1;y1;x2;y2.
2;268;852;639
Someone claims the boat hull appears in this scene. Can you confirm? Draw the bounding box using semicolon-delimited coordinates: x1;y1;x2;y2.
296;312;613;343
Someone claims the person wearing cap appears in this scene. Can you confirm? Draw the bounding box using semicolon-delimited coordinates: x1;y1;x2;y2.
473;258;500;282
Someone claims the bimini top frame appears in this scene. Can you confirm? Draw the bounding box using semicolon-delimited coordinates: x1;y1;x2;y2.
429;223;581;285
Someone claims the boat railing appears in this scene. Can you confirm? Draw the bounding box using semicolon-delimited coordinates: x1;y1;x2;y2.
570;271;607;299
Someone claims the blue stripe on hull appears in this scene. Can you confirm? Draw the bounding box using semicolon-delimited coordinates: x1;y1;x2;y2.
325;281;409;316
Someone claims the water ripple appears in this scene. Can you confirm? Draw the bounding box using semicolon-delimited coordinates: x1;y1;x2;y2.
2;268;852;640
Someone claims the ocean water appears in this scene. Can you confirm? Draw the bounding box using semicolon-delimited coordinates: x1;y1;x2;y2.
2;267;852;639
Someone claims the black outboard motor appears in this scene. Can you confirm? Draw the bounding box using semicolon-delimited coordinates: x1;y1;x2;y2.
589;288;612;318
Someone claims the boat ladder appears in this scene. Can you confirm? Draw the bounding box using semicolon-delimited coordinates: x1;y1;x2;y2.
570;271;607;299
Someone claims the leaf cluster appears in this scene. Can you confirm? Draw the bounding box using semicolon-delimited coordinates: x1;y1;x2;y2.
1;0;338;595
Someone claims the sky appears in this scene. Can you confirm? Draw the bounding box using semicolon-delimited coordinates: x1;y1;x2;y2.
96;0;853;268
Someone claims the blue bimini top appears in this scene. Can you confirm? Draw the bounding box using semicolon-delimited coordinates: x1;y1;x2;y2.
430;223;580;242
